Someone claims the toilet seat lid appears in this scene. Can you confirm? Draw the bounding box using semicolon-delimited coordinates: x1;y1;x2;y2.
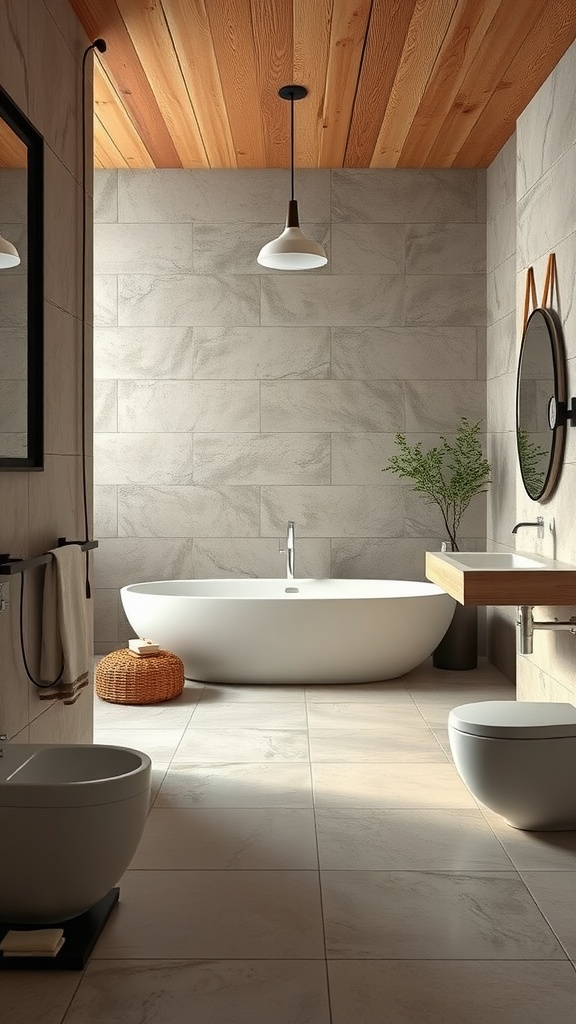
448;701;576;739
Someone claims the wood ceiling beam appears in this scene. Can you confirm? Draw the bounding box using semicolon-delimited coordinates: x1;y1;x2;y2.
398;0;502;167
424;0;545;166
318;0;372;168
94;61;155;168
292;0;332;168
162;0;237;168
70;0;182;167
344;0;417;168
251;0;293;168
453;0;576;167
115;0;208;169
205;0;267;168
370;0;459;168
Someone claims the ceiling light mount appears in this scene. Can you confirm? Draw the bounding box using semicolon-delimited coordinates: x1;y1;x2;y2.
257;83;327;271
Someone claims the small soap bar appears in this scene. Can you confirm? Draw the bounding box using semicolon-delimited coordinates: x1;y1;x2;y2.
0;928;64;953
3;937;65;958
128;638;160;657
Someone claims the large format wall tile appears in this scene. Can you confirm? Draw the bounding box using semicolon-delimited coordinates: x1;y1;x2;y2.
261;380;404;432
517;143;576;267
487;133;516;220
331;537;442;581
405;274;486;326
406;224;486;275
404;381;486;432
331;327;478;380
117;380;260;433
193;538;331;579
487;198;516;273
95;327;194;379
260;486;405;538
118;485;260;538
330;223;405;275
94;433;193;485
94;276;117;327
94;223;194;275
194;433;330;485
94;538;195;588
332;433;401;486
194;222;330;275
118;274;260;327
94;381;117;433
94;485;118;538
119;168;330;223
517;43;576;199
94;169;118;223
193;327;330;379
332;170;478;223
261;275;404;327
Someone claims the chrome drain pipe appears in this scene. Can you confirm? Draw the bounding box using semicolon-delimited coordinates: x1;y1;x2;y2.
516;605;576;654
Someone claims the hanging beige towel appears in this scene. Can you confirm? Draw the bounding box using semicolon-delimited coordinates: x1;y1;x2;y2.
39;545;90;704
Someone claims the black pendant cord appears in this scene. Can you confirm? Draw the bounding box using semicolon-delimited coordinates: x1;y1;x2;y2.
290;91;295;202
81;39;106;599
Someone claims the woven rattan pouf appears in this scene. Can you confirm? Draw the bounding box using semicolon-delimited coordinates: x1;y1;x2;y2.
96;649;185;705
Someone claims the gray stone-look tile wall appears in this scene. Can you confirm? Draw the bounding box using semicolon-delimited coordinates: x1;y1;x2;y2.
94;167;486;651
512;38;576;703
0;0;93;742
486;134;518;681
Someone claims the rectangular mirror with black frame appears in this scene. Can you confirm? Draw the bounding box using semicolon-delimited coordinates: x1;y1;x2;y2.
0;83;43;470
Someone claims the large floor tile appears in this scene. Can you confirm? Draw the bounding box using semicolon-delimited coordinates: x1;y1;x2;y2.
94;870;325;959
484;813;576;870
2;973;80;1024
305;702;429;729
187;702;308;729
155;761;313;807
199;684;306;704
321;871;565;959
305;683;412;703
94;699;199;729
66;960;331;1024
173;728;309;762
93;727;186;762
131;808;318;869
308;727;446;762
520;871;576;959
312;762;478;808
316;809;514;870
327;960;576;1024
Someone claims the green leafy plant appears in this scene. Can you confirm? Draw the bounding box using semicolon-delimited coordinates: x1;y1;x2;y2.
517;428;548;498
383;418;491;552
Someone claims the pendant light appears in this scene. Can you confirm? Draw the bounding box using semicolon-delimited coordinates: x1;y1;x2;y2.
257;85;327;270
0;232;20;269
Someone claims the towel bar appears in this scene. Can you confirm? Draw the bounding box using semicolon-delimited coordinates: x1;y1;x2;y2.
0;540;99;575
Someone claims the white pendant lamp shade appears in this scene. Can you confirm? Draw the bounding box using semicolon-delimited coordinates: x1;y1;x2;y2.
258;85;327;271
258;199;327;270
0;232;20;269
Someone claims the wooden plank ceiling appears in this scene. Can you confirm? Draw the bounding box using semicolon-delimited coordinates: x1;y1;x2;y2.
70;0;576;170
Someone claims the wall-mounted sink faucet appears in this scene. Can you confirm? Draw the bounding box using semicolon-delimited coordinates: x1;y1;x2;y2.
278;520;296;580
512;516;544;539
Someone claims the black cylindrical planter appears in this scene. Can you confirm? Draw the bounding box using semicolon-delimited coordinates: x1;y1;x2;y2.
433;603;478;670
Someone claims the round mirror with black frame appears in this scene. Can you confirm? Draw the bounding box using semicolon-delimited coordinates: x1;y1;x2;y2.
516;307;567;502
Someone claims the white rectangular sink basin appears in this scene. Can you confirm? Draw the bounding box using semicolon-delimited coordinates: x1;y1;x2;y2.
425;549;576;606
445;552;546;569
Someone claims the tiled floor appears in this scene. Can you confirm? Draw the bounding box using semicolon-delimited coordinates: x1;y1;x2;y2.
5;659;576;1023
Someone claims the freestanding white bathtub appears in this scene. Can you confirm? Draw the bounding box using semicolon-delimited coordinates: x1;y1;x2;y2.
121;578;455;685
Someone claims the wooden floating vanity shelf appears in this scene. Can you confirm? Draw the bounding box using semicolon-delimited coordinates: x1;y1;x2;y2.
425;550;576;607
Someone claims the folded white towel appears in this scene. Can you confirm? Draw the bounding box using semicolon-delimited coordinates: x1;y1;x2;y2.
39;545;90;703
1;928;64;953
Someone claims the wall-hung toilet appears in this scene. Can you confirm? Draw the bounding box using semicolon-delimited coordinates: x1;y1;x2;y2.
448;701;576;830
0;743;151;923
